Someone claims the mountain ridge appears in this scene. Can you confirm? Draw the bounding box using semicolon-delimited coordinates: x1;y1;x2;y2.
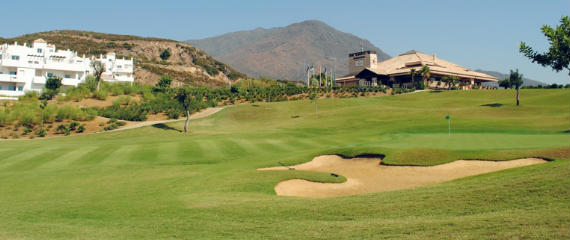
476;69;546;87
187;20;391;81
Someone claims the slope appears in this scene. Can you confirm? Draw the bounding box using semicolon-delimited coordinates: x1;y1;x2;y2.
0;30;246;87
187;20;391;81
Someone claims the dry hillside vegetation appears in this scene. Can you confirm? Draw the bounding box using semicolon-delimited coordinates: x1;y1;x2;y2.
0;30;246;87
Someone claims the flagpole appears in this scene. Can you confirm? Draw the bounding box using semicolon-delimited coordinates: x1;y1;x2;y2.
445;115;451;136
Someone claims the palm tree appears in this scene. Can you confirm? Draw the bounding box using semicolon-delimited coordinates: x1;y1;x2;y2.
450;76;459;90
420;65;431;87
510;69;524;106
409;69;417;88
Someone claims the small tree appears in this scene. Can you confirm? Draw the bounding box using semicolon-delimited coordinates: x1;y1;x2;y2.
520;16;570;76
309;89;318;118
45;75;62;91
43;76;62;100
91;60;106;91
509;69;524;106
160;49;171;61
498;78;512;89
175;86;195;133
155;75;172;92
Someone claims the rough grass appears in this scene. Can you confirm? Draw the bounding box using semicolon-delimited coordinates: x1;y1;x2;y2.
0;89;568;239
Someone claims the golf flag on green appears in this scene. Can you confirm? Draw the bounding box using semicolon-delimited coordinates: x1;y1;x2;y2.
446;115;451;135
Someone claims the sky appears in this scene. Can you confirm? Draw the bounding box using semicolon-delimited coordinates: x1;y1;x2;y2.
1;0;568;84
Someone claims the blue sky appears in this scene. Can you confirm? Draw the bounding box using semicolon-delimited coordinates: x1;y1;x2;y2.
1;0;568;83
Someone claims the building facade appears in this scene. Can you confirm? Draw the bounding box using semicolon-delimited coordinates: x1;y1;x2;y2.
336;50;498;89
0;39;134;97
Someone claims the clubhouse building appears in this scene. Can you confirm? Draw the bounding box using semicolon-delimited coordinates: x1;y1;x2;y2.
336;50;498;89
0;39;134;97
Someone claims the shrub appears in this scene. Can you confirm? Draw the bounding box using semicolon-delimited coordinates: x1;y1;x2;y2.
76;125;85;133
93;90;108;100
35;128;47;137
40;89;59;100
167;109;180;119
23;127;33;135
69;121;80;131
160;49;171;60
115;121;127;127
56;124;68;134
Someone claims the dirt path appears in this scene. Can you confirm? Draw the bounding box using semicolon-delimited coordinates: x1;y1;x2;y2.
109;107;224;132
258;155;546;198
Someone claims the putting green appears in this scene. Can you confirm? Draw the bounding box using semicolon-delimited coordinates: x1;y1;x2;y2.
0;89;568;239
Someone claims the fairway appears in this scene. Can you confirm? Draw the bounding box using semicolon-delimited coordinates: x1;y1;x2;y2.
0;89;569;239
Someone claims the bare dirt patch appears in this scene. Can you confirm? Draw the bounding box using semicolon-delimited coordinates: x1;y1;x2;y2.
258;155;546;198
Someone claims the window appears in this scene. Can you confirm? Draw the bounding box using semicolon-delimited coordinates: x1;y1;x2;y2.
355;59;364;67
0;85;2;90
117;65;122;69
34;61;39;64
47;72;53;77
17;86;23;91
8;85;15;91
9;71;16;75
37;48;42;53
0;55;2;59
11;55;19;61
65;74;71;78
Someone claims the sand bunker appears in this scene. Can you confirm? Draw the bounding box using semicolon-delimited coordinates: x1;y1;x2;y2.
258;155;546;198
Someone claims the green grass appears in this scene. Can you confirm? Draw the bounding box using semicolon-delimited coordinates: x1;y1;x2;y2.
0;89;568;239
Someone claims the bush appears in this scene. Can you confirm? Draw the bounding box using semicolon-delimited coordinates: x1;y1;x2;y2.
167;109;180;119
56;124;69;134
450;86;459;90
69;121;79;131
76;125;85;133
160;49;171;61
40;89;59;100
93;90;108;100
35;128;47;137
23;127;33;135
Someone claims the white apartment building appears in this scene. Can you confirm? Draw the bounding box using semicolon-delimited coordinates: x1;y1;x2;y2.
0;38;134;97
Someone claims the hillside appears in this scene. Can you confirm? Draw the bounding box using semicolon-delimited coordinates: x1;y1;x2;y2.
477;69;546;87
187;20;391;81
0;30;246;87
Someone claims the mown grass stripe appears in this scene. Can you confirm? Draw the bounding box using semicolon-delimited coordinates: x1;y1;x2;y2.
4;147;68;171
129;144;159;163
72;145;120;165
101;145;138;165
156;142;179;164
219;139;248;158
38;146;99;169
0;148;47;171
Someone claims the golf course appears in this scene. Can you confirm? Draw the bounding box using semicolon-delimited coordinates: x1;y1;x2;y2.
0;89;568;239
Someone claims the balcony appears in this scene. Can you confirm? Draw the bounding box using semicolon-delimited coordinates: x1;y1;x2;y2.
62;78;81;86
33;76;46;84
0;90;24;97
0;74;25;83
44;61;86;72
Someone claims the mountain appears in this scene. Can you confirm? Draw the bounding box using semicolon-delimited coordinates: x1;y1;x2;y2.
187;20;391;81
0;30;246;87
476;70;546;87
